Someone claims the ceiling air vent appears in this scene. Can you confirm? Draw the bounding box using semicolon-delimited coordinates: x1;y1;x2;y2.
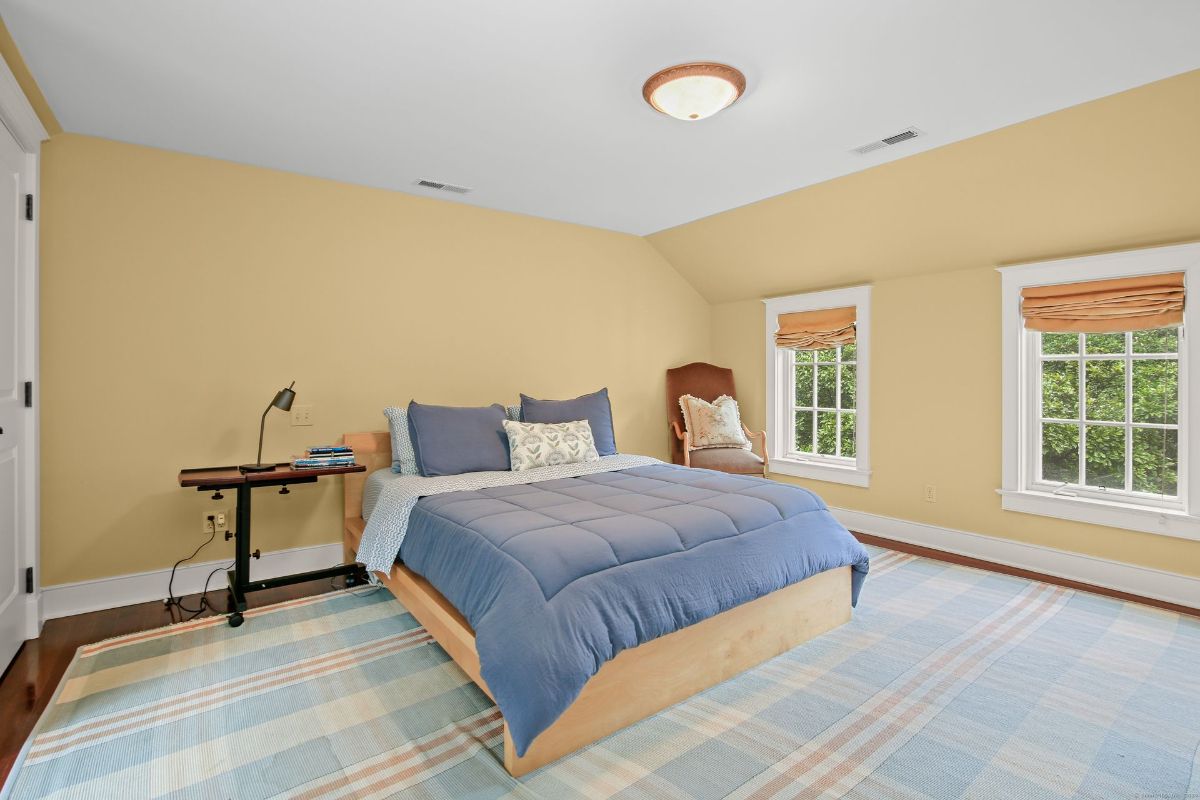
851;127;924;156
415;178;472;194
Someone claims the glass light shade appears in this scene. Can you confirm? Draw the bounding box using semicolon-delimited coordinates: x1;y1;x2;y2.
643;63;745;121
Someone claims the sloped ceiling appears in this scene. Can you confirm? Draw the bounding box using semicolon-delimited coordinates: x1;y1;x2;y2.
3;0;1200;234
647;70;1200;304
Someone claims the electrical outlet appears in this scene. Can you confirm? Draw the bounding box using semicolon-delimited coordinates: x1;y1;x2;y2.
291;404;313;426
203;511;230;535
924;484;937;503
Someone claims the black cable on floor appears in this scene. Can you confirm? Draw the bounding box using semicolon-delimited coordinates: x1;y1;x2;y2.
164;519;229;621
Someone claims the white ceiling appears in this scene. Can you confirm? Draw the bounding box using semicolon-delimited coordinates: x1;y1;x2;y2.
5;1;1200;235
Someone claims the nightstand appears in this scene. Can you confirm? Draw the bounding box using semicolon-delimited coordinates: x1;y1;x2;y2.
178;462;368;627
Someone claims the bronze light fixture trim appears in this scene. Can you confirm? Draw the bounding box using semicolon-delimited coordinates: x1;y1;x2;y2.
642;62;747;121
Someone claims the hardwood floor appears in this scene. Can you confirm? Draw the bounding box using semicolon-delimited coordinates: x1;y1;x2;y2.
0;578;340;787
855;532;1200;618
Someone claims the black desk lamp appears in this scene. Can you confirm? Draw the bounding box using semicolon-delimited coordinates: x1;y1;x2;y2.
240;382;296;472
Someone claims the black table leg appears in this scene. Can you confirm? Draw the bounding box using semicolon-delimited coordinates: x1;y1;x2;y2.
217;476;368;629
225;483;252;627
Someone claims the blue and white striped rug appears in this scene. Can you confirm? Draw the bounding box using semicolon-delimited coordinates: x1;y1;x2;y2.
4;546;1199;799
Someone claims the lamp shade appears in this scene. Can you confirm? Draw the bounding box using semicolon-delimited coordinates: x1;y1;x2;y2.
272;383;296;412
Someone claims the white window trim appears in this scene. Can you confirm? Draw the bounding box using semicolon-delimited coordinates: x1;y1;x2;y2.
998;242;1200;542
764;285;871;487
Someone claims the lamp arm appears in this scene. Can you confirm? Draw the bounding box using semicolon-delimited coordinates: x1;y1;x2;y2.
256;403;272;466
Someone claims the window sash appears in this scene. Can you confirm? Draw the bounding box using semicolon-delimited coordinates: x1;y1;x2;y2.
787;346;857;461
1029;329;1187;509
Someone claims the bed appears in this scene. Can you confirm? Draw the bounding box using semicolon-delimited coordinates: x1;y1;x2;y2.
341;430;869;776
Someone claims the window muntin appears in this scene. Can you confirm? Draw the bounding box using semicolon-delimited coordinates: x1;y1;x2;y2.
1034;328;1183;507
789;344;857;461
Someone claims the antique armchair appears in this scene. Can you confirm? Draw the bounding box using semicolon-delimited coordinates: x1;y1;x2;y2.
666;362;767;476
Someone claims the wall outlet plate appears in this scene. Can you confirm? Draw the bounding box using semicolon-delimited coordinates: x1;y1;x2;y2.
291;404;314;426
204;510;230;534
923;484;937;503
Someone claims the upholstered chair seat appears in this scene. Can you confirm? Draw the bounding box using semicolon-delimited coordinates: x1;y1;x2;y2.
686;446;765;475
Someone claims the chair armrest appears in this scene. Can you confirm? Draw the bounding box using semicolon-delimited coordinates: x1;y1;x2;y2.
671;420;686;441
742;425;768;464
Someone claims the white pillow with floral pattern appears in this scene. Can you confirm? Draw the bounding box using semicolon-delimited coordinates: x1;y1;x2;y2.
679;394;750;450
503;419;601;471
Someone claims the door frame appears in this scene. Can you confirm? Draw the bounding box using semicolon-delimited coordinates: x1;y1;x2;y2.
0;53;47;640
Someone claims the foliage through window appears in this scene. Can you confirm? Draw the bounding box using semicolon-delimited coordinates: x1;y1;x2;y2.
1038;328;1181;501
791;344;857;460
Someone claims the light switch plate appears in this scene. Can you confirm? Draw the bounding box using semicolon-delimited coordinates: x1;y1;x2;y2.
291;404;314;426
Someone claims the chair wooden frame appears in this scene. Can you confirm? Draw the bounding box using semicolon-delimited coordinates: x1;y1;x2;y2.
342;430;851;776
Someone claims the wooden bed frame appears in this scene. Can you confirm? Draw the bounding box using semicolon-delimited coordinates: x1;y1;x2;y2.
341;431;852;776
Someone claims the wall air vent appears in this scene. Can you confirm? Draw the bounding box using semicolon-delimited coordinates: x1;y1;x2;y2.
851;127;924;156
415;179;472;194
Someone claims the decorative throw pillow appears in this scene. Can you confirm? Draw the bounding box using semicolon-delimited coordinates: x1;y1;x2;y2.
679;394;750;449
502;419;600;472
520;388;617;456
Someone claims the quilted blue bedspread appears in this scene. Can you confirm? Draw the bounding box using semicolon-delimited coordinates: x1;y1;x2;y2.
399;463;870;756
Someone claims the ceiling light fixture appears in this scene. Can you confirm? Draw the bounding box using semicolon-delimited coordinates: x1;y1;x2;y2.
642;62;746;121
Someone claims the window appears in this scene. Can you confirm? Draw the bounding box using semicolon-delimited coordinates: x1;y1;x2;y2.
1037;329;1180;504
791;345;857;460
999;243;1200;540
764;286;871;487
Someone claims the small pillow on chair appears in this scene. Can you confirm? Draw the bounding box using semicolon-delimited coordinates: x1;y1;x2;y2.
503;419;600;471
679;394;750;450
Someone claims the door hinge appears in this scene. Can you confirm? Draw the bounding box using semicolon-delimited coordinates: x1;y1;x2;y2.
24;194;32;221
23;380;32;408
24;567;33;594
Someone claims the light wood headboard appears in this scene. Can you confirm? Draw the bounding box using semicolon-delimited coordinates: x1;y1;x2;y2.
341;431;391;522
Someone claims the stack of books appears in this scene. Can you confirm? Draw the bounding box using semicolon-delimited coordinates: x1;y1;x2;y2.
293;445;356;470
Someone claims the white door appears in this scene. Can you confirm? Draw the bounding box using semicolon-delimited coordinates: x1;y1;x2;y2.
0;119;31;672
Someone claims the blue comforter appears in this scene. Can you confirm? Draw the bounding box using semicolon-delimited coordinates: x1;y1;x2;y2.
400;463;870;756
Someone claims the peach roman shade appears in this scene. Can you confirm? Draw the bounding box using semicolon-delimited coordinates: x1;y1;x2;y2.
774;306;856;350
1021;272;1185;333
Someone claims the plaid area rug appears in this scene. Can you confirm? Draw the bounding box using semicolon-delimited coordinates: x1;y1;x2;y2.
4;547;1200;799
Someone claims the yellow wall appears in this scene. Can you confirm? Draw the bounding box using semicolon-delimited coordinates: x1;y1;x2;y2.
652;70;1200;577
39;134;710;586
35;67;1200;586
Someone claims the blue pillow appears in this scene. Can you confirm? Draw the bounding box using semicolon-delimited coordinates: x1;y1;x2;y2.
520;388;617;456
407;401;511;477
383;406;420;474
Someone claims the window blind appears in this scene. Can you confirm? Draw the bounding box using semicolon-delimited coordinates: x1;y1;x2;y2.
774;306;856;350
1020;272;1185;333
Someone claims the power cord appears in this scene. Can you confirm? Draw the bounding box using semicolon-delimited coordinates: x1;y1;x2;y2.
164;515;231;621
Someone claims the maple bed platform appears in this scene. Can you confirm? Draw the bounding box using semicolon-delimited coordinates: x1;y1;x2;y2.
341;430;859;777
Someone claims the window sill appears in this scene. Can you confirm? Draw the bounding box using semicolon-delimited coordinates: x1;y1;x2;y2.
998;488;1200;542
769;458;870;488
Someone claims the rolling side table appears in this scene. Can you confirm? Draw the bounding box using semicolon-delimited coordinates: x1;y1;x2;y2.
178;462;368;627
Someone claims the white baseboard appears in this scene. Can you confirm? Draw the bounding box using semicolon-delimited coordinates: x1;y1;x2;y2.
833;507;1200;610
40;542;345;621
